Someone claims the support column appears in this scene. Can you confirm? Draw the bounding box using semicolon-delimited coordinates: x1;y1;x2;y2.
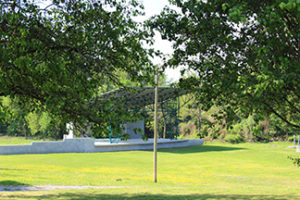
153;66;158;183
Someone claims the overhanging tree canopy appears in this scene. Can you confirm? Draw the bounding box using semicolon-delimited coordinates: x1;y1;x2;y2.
0;0;155;132
151;0;300;128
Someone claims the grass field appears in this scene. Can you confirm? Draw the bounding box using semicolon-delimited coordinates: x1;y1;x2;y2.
0;136;44;145
0;138;299;199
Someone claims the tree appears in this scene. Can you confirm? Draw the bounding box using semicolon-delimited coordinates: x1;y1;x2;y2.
0;96;66;139
0;96;28;136
151;0;300;128
0;0;154;133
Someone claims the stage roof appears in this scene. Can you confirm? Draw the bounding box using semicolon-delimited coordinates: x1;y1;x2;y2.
98;87;186;109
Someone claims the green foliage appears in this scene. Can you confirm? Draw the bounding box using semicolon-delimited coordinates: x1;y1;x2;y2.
288;156;300;167
252;125;270;142
177;92;298;142
6;119;26;136
39;112;52;132
25;111;54;137
1;96;65;139
224;134;243;144
179;122;192;135
287;135;296;142
151;0;300;130
198;125;210;139
0;0;154;134
227;116;256;141
25;112;40;135
0;96;28;136
269;114;300;139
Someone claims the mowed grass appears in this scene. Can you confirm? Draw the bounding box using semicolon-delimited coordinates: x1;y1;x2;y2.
0;140;299;199
0;136;44;145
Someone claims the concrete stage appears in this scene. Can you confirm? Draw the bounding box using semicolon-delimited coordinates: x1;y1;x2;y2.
0;138;204;155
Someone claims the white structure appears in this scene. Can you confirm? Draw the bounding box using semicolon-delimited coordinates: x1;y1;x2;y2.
0;138;204;155
121;120;144;139
64;122;74;139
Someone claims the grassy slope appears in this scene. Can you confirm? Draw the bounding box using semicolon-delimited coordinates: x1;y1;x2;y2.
0;142;299;199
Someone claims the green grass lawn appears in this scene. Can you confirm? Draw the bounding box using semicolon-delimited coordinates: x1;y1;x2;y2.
0;136;44;145
0;141;299;199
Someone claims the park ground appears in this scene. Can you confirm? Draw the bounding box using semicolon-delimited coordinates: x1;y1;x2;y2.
0;137;299;199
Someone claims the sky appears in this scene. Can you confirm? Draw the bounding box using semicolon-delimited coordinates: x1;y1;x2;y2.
136;0;182;83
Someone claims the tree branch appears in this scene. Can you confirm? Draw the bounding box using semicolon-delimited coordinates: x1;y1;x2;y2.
263;101;300;128
282;96;300;114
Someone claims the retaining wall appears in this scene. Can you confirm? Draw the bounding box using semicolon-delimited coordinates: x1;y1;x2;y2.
0;138;204;155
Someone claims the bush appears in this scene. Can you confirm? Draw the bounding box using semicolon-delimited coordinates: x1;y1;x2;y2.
25;112;40;135
288;135;297;143
288;156;300;167
224;134;243;144
252;125;270;142
6;120;27;136
179;122;196;136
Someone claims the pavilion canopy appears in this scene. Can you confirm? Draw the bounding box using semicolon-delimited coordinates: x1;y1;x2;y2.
98;87;187;109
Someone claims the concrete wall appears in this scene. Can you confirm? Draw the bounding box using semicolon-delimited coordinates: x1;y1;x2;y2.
0;138;95;155
0;138;204;155
121;120;144;139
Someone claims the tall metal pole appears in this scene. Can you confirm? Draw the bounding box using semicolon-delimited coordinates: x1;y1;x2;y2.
153;66;158;183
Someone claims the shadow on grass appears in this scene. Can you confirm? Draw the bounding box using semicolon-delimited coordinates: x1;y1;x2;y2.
0;180;34;192
3;193;298;200
0;180;30;186
155;145;246;154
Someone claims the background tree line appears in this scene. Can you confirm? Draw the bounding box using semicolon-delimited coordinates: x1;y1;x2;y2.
178;93;300;143
0;96;66;139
